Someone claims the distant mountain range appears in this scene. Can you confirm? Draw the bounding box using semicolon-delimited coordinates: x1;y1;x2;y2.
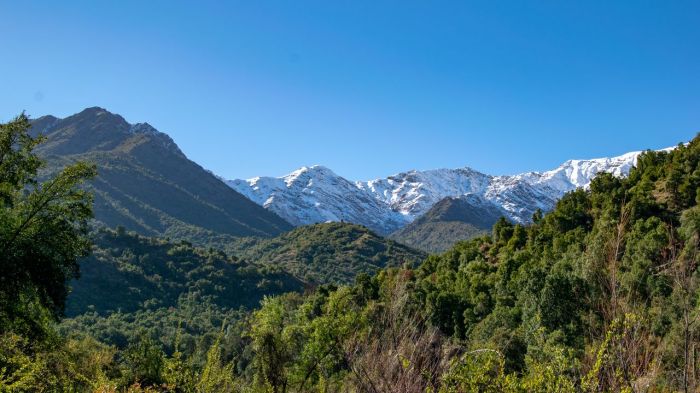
228;149;664;237
227;166;408;235
30;107;292;243
29;107;673;254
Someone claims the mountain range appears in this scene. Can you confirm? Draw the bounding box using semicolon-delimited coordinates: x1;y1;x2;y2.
228;150;659;237
30;107;292;244
29;107;670;254
27;107;425;287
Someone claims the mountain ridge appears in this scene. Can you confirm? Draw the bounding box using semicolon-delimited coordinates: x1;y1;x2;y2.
228;148;672;234
31;107;293;243
228;165;408;234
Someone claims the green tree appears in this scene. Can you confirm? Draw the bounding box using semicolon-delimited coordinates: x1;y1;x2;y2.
124;334;166;386
250;296;293;393
196;334;237;393
0;113;96;339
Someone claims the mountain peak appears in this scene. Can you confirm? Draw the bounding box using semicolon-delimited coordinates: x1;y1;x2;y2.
129;122;158;135
294;164;334;174
280;165;339;187
32;107;293;241
75;106;126;122
32;107;186;157
288;164;334;176
227;165;408;234
35;114;59;122
228;145;672;234
82;106;108;113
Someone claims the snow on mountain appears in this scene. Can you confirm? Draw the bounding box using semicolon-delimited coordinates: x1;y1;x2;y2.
484;176;560;223
227;149;664;234
227;166;408;234
356;168;491;219
512;151;645;194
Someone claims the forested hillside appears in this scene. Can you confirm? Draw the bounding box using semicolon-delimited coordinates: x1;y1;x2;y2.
236;138;700;392
67;228;304;317
4;110;700;392
59;228;305;355
231;222;426;284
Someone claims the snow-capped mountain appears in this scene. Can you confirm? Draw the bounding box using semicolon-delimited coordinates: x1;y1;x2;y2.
228;166;409;234
512;151;644;194
356;167;492;221
228;149;665;235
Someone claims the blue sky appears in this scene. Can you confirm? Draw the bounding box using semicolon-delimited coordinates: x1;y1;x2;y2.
1;1;698;180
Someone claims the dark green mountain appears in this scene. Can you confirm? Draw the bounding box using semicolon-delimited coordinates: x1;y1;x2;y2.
390;195;503;253
30;107;292;244
61;228;305;351
233;222;427;284
66;228;305;318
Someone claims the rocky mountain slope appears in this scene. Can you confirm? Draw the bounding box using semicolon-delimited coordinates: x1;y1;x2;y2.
229;149;665;235
31;107;292;243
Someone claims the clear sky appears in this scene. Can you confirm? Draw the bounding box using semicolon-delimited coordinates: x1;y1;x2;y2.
1;1;698;180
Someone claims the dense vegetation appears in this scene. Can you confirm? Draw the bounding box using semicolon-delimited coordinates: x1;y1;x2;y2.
390;196;498;252
4;110;700;392
66;228;304;317
231;222;426;284
57;227;305;359
31;107;292;244
0;113;96;340
239;138;700;392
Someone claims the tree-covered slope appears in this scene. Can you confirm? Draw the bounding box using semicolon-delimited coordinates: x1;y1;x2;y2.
229;138;700;392
390;195;500;252
7;105;700;391
31;107;292;244
234;222;426;284
66;228;305;318
60;223;422;357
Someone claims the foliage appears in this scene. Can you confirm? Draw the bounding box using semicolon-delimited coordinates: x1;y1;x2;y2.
0;113;95;339
0;332;118;392
65;227;305;317
5;110;700;392
232;222;426;284
229;135;700;392
59;228;305;367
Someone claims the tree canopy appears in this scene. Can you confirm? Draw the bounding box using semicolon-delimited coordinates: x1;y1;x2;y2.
0;113;96;338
